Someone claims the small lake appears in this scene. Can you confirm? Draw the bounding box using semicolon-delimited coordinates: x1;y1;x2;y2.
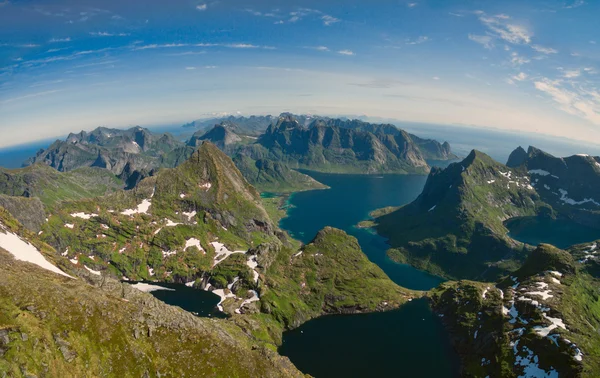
506;216;600;249
279;298;459;378
278;171;459;378
133;282;227;319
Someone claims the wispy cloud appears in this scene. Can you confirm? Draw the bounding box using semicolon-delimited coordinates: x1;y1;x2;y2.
29;79;64;88
534;78;600;124
2;90;62;104
564;0;586;9
49;37;71;43
563;69;581;78
407;3;418;8
468;34;493;49
405;36;429;45
531;44;558;54
510;52;530;66
338;50;355;56
478;13;532;45
305;46;330;51
133;42;275;51
196;4;207;11
512;72;528;81
322;15;340;26
89;32;130;37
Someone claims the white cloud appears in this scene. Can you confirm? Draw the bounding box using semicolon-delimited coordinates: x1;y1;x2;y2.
478;14;532;45
196;4;207;11
338;50;355;56
405;36;429;45
531;44;558;54
185;67;196;70
432;76;440;80
89;32;130;37
563;69;581;78
468;34;493;49
274;20;284;24
305;46;329;51
407;3;418;8
49;37;71;43
534;78;600;124
564;0;586;9
512;72;528;81
510;52;530;66
322;15;340;26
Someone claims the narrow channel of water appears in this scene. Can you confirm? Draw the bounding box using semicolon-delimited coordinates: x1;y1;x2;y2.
277;171;460;378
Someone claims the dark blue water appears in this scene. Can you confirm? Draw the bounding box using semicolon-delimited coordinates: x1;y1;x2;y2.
278;171;459;378
281;171;443;291
0;140;54;168
136;282;227;318
506;216;600;249
279;298;459;378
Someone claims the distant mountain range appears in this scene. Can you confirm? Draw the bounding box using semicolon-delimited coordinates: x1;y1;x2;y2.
21;113;457;192
24;126;194;189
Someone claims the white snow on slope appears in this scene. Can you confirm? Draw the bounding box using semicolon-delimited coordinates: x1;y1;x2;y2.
0;226;73;278
70;212;98;219
130;283;175;293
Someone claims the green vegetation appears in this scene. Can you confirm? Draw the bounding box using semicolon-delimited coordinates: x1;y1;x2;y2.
430;244;600;377
0;249;304;377
0;164;123;208
253;227;418;340
371;150;544;280
233;155;327;194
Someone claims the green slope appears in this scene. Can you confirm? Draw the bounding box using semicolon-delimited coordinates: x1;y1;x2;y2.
372;150;546;280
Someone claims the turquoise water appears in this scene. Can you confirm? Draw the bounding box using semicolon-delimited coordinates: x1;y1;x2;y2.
278;171;459;378
506;216;600;249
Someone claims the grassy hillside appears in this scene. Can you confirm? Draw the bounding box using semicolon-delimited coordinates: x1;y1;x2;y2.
372;150;545;280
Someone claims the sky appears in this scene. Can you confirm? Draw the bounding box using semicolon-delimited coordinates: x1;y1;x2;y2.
1;0;600;148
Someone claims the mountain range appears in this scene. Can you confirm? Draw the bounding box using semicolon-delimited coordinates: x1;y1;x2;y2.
21;114;457;193
370;146;600;281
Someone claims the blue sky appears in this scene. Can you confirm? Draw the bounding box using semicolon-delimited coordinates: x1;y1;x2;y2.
1;0;599;148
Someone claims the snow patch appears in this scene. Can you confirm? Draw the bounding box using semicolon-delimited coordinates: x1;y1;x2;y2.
121;198;152;215
184;238;205;254
528;169;551;176
0;226;73;278
84;266;101;276
130;283;175;293
70;212;98;219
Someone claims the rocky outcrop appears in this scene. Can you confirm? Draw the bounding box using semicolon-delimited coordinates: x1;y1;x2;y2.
373;150;543;280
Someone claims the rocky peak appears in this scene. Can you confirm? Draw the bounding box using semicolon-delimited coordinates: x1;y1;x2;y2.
506;146;527;167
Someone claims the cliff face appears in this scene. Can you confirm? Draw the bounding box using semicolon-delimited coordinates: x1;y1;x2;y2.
250;115;430;174
430;244;598;378
374;150;544;280
507;146;600;229
25;126;194;185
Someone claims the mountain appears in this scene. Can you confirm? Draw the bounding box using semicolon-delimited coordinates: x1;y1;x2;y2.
309;118;457;160
507;146;600;229
372;150;545;280
25;126;195;188
182;115;280;136
233;155;327;193
430;243;600;377
0;207;304;377
237;114;431;174
0;142;417;372
0;164;123;208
